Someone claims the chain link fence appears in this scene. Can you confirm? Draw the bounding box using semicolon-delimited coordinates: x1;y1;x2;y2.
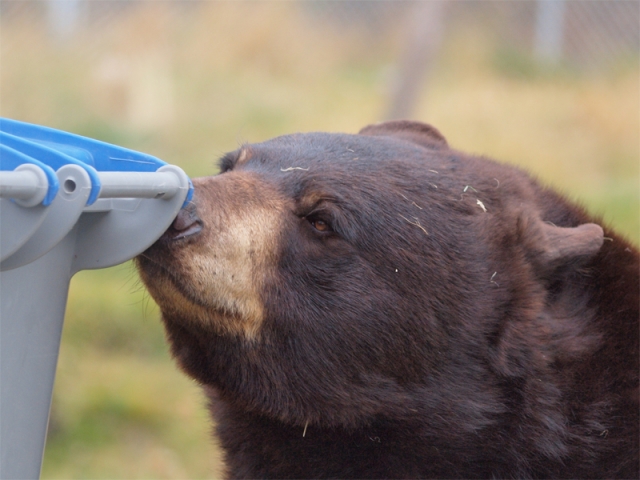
2;1;638;123
2;1;636;62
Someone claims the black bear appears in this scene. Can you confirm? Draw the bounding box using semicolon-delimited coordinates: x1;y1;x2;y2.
137;121;639;479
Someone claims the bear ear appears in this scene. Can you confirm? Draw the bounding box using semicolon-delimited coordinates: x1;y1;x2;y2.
519;214;604;273
358;120;448;149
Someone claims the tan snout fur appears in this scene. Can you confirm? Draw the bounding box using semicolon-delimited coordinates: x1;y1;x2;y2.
147;172;286;339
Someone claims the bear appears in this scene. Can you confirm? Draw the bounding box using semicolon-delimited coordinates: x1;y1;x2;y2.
136;121;639;479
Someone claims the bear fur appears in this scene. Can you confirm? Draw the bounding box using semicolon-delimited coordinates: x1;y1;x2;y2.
137;121;639;479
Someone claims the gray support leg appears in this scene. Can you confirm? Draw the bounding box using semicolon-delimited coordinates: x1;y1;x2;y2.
0;233;76;479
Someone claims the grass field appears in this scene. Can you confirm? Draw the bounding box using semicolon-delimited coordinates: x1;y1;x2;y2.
1;3;637;478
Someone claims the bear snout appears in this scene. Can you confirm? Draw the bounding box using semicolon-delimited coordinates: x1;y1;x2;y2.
163;202;203;241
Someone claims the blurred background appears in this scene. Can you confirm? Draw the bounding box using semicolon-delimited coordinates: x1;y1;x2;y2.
1;0;638;478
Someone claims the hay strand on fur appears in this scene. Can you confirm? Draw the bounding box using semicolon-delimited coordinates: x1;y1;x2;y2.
399;214;429;235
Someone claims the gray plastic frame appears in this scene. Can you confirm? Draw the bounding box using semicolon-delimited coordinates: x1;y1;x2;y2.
0;163;190;479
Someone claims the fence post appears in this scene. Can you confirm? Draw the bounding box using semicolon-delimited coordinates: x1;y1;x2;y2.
47;0;80;42
534;0;566;63
385;2;447;120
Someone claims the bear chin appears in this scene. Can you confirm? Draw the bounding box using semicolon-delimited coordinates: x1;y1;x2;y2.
137;120;639;479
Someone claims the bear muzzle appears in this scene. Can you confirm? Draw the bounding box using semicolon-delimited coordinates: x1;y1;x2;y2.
163;201;203;242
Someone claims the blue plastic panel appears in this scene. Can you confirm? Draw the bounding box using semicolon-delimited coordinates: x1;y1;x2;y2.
0;145;59;206
0;118;193;205
0;132;100;205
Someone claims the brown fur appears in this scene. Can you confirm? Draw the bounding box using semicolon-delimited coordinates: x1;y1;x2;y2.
137;121;639;479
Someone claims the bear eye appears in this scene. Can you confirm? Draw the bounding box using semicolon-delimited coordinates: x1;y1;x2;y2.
311;219;331;232
306;214;333;233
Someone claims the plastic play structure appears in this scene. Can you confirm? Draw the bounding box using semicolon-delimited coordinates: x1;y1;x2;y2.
0;118;193;479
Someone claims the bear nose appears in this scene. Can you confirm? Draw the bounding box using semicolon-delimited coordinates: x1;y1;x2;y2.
165;202;203;241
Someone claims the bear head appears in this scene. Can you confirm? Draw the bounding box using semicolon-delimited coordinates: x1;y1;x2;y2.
137;121;608;434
